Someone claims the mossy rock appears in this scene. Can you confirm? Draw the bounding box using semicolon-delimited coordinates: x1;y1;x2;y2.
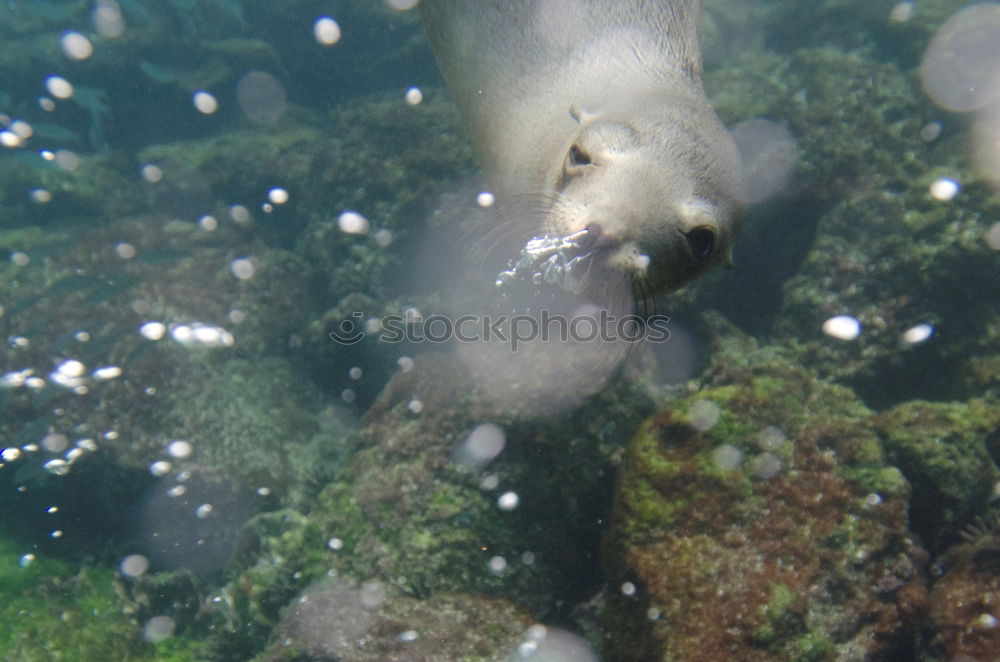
0;538;207;661
876;399;1000;550
603;352;924;661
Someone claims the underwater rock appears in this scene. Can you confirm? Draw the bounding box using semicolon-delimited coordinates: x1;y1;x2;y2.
0;204;324;493
307;352;652;616
154;356;324;493
0;536;182;661
0;150;145;228
774;173;1000;406
699;46;1000;407
603;342;926;661
760;0;972;67
259;579;531;662
203;351;657;659
920;514;1000;662
876;399;1000;552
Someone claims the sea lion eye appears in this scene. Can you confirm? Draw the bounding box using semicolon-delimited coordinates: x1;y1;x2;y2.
685;227;716;261
569;145;592;166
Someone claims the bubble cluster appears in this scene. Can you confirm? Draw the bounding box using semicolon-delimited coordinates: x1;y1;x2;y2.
687;399;720;431
751;452;782;479
54;149;80;171
268;187;289;204
237;71;287;124
140;321;167;340
921;4;1000;112
756;426;786;452
229;204;251;223
93;0;125;37
384;0;420;10
120;554;150;577
193;91;218;114
986;223;1000;251
359;580;385;608
46;76;74;99
167;440;193;459
712;444;743;471
730;118;798;203
902;323;933;346
338;210;370;235
453;423;506;469
30;188;52;203
822;315;861;341
405;87;423;105
497;491;519;510
171;323;235;348
889;2;914;23
516;626;597;661
149;460;172;477
929;177;959;201
60;32;93;60
230;258;255;280
314;17;342;45
143;616;176;643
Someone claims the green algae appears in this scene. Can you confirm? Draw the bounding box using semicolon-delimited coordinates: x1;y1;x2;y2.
0;538;206;661
877;399;1000;549
158;356;323;494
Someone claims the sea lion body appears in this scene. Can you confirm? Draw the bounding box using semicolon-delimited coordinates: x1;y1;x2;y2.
420;0;743;294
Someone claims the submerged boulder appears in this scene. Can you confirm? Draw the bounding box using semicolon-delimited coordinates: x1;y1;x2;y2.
603;350;926;661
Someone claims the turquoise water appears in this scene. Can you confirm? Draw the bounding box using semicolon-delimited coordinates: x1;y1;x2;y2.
1;1;999;660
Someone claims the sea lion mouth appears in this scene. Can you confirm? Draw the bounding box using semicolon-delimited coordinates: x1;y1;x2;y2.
495;227;603;297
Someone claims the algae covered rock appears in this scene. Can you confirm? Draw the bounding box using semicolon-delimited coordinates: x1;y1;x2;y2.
701;45;1000;406
258;579;531;662
301;352;653;616
0;537;206;661
877;399;1000;551
603;354;925;661
920;515;1000;662
202;351;656;659
155;356;324;493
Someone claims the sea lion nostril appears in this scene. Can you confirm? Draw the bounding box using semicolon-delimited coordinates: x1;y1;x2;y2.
685;228;716;261
569;145;592;166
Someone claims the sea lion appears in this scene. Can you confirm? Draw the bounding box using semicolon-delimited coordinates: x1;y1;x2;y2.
419;0;744;297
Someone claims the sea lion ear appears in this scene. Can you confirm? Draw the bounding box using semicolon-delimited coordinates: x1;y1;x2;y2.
569;104;597;124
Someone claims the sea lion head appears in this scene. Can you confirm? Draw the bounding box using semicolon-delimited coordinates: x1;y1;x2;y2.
540;91;744;296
